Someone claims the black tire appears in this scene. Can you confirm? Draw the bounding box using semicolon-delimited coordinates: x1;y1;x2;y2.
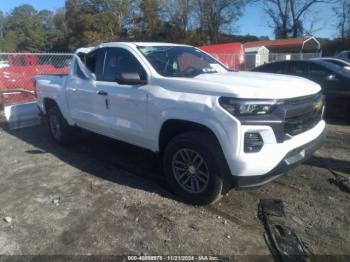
163;131;225;205
47;105;76;145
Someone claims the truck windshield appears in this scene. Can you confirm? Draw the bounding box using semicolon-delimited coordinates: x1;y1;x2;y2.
137;46;228;77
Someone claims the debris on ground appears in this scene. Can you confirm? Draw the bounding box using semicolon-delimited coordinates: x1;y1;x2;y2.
52;198;60;206
258;199;311;262
3;216;12;223
258;199;285;218
291;216;304;226
329;174;350;194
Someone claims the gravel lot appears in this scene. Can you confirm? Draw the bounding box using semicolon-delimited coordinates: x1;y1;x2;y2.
0;114;349;258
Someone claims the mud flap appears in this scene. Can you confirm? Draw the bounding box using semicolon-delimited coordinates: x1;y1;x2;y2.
258;199;311;262
1;89;40;130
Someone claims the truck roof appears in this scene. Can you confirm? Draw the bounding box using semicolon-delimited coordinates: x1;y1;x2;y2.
80;42;192;54
98;42;191;48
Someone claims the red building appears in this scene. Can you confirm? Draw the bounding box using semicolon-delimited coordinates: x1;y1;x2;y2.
244;37;321;53
198;42;245;71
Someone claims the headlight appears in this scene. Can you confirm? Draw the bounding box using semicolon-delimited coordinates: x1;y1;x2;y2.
219;97;277;116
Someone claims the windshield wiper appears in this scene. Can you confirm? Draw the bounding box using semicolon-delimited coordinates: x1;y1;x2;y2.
194;71;218;76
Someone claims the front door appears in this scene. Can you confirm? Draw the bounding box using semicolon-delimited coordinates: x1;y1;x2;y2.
95;47;150;148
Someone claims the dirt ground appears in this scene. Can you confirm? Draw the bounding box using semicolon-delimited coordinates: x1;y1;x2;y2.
0;114;349;259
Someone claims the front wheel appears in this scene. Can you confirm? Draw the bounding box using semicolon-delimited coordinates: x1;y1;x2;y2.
163;131;225;205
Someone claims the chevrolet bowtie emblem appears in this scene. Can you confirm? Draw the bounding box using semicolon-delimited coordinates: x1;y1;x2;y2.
314;101;323;110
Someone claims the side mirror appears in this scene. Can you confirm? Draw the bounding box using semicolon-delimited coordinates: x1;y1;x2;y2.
326;74;338;81
116;73;147;85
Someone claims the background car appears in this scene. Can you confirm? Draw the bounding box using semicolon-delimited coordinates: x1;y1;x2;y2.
335;50;350;62
252;60;350;120
311;57;350;69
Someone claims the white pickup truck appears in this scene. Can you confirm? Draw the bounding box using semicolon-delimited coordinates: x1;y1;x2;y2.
36;42;325;205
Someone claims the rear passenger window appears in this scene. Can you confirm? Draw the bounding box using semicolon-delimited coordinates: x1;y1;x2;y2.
83;49;106;81
75;62;88;79
86;51;97;73
75;49;107;81
77;52;87;64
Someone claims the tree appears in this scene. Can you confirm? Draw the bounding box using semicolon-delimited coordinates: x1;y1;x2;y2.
131;0;166;41
163;0;194;32
334;0;350;48
65;0;130;49
193;0;250;44
45;9;70;51
263;0;337;39
1;4;50;51
159;0;195;43
0;11;5;38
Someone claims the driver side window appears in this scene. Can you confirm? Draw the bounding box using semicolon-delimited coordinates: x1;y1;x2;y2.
102;48;147;82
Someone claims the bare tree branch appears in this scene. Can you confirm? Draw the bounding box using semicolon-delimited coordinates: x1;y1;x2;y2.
263;0;337;38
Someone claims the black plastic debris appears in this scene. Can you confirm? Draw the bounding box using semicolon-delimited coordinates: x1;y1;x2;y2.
329;174;350;194
258;199;285;219
258;199;311;262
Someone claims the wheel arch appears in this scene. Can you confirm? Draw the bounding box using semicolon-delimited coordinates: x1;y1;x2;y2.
42;97;75;125
43;98;58;113
158;119;223;154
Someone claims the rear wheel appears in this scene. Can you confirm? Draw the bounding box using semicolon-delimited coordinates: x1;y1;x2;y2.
163;131;225;205
47;105;76;145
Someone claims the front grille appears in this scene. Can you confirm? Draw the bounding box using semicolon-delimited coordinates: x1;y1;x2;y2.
283;93;322;106
284;94;324;137
285;109;322;136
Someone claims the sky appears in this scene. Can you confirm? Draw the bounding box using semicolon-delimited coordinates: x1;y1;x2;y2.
236;1;338;39
0;0;339;40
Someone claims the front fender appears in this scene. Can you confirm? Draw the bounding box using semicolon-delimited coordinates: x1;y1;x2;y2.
153;107;240;164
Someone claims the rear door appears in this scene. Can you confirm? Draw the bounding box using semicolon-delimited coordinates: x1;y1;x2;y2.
66;48;111;134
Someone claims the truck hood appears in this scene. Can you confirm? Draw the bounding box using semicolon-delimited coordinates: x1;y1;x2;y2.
189;71;321;99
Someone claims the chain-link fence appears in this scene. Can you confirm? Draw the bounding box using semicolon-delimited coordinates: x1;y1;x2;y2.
0;53;72;107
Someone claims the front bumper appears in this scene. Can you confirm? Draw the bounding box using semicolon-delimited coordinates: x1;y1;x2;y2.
233;130;325;188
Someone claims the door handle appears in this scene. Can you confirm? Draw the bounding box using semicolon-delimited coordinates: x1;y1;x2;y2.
97;90;108;96
68;88;77;92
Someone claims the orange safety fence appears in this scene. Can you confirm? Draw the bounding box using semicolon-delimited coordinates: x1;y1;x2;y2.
0;53;72;107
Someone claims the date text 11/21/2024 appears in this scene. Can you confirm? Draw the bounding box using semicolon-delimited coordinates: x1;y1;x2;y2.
127;255;219;261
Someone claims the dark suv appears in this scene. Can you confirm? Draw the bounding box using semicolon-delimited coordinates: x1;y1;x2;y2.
253;60;350;120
